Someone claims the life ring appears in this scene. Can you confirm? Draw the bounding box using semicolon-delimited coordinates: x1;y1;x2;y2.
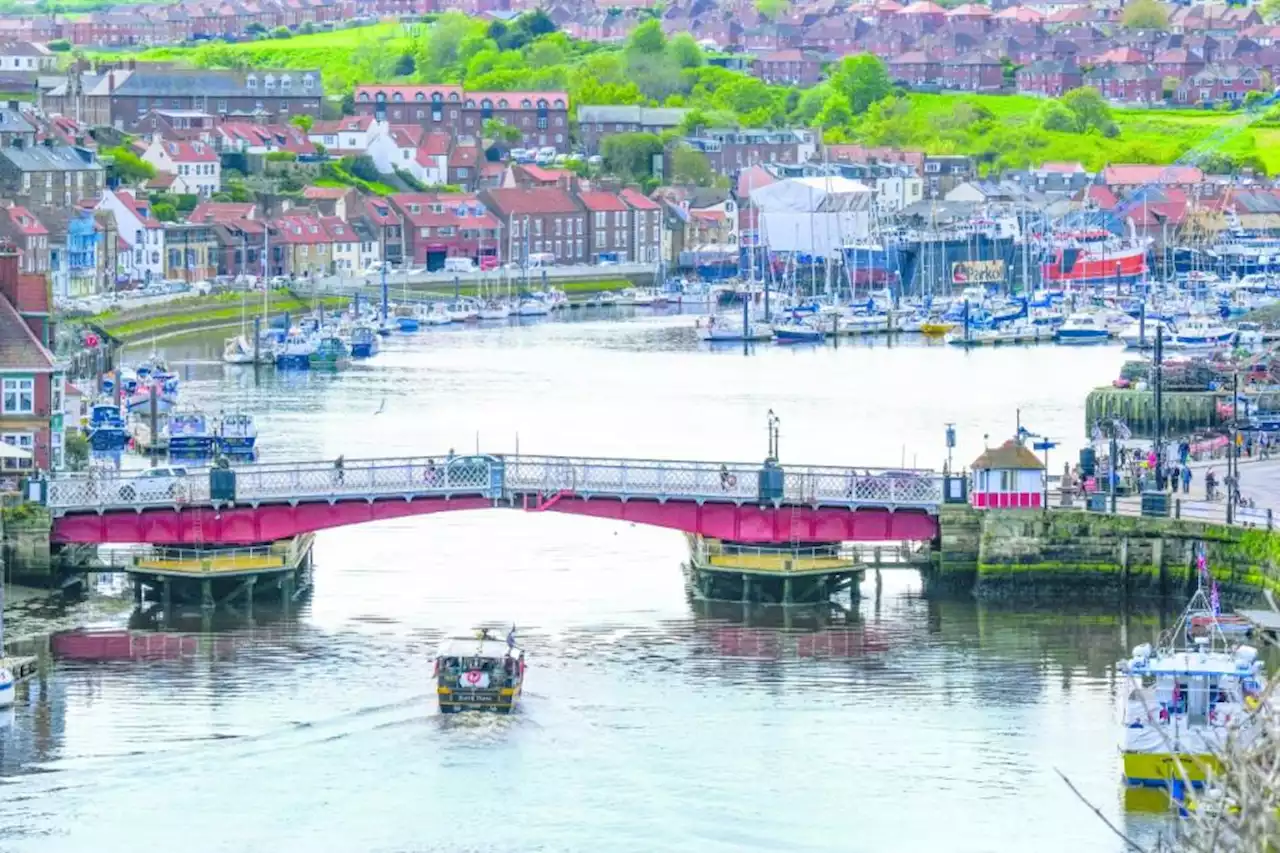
727;474;737;487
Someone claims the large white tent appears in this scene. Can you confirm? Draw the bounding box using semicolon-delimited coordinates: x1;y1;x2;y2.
749;176;873;259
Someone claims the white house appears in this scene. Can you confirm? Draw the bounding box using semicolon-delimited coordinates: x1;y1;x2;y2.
970;439;1045;509
870;174;924;212
367;125;450;185
96;189;165;283
140;137;221;197
0;42;54;72
309;115;384;155
323;216;361;275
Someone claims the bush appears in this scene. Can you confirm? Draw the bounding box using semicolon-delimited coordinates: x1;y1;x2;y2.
272;26;291;38
265;151;298;162
47;38;71;51
345;155;382;184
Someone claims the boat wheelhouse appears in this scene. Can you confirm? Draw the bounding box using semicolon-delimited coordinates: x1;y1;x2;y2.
434;629;526;714
215;412;257;453
166;409;216;456
274;330;316;369
86;402;128;451
1054;312;1111;345
309;335;350;369
1042;229;1148;288
349;324;379;357
1119;585;1268;788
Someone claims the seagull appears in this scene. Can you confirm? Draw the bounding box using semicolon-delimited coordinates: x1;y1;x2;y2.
374;397;386;415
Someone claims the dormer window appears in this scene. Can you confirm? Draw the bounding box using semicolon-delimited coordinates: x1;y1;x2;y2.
281;75;292;90
521;99;531;108
392;92;404;102
554;98;565;108
414;92;426;101
448;92;460;102
303;74;315;89
309;225;317;234
359;91;370;102
430;203;443;214
264;74;276;90
497;99;508;108
247;74;258;89
409;204;419;213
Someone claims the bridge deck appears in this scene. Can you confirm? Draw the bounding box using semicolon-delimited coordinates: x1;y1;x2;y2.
46;453;944;516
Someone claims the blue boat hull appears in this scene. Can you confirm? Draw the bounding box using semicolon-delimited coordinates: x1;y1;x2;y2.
1055;330;1110;344
217;436;257;452
275;354;311;370
350;342;375;357
88;428;128;451
168;437;216;455
397;318;420;332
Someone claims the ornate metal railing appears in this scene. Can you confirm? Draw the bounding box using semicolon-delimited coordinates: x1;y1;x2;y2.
45;453;944;514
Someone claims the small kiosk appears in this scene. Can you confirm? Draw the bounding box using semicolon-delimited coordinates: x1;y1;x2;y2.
970;439;1045;509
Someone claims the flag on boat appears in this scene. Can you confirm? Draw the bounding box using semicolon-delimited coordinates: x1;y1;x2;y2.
1211;580;1220;616
1197;545;1210;583
506;626;517;649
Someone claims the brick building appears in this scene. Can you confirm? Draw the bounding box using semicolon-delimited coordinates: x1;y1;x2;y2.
479;187;585;265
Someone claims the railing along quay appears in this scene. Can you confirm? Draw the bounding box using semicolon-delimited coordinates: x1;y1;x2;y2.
44;454;946;515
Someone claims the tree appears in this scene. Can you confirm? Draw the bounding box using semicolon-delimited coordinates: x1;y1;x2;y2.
103;145;155;184
755;0;790;20
47;38;70;51
290;113;313;133
152;202;177;222
394;53;416;76
1036;99;1078;132
346;155;383;184
815;93;853;128
1264;0;1280;23
830;54;892;115
1245;89;1268;110
1121;0;1169;30
667;32;703;68
64;432;88;472
271;25;291;38
600;132;664;180
246;22;266;36
671;144;715;186
527;35;568;68
1061;86;1118;135
340;92;355;116
626;19;666;56
484;118;522;143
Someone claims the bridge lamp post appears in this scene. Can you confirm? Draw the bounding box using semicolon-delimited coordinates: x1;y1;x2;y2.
767;409;780;463
945;422;955;475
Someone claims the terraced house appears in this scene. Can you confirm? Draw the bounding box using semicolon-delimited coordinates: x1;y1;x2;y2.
353;85;572;152
0;245;61;478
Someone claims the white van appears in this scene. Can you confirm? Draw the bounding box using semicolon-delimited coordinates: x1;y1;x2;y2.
527;252;555;268
443;257;477;273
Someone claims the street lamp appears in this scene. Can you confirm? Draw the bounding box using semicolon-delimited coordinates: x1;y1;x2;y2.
767;409;780;462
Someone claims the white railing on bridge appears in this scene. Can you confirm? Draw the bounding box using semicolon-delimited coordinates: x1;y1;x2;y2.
44;454;945;514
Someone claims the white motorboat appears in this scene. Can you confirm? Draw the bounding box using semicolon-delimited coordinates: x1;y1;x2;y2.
631;288;656;307
0;667;12;709
1054;312;1111;344
773;322;826;343
222;334;256;365
423;304;452;326
696;315;774;342
478;301;512;320
1172;315;1235;348
517;297;551;317
1118;321;1172;350
447;303;479;322
1235;321;1264;349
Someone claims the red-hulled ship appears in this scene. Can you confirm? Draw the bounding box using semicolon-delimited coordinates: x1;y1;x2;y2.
1041;229;1149;288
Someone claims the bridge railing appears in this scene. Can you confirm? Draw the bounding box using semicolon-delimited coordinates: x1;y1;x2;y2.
45;453;944;513
504;455;943;508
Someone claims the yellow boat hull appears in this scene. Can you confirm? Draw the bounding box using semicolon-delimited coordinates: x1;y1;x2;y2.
1123;751;1219;787
920;323;954;336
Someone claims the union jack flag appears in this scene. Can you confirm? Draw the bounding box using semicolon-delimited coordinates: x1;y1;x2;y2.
1211;580;1221;616
1198;545;1211;583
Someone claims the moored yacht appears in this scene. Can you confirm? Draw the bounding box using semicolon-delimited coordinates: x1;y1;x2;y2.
1172;315;1236;349
1054;312;1111;344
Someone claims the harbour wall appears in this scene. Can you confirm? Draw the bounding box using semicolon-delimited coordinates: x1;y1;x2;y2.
932;505;1280;601
1085;388;1280;439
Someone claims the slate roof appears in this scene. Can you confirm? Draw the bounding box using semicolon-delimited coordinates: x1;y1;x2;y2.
114;69;321;99
0;289;55;372
0;145;99;173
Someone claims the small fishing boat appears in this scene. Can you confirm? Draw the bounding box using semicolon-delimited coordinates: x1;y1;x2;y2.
920;319;955;337
86;402;129;451
274;329;316;369
435;627;526;714
349;324;379;358
222;334;256;365
215;412;257;454
1054;313;1111;345
447;301;479;322
309;335;350;369
1119;581;1267;788
125;379;179;415
166;408;216;456
1235;321;1264;349
1172;315;1236;349
394;304;421;332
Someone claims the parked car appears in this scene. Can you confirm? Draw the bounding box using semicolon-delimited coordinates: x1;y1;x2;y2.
113;467;191;503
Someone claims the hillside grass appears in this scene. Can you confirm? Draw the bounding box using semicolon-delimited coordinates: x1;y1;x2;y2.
90;292;349;340
894;92;1279;172
87;23;415;91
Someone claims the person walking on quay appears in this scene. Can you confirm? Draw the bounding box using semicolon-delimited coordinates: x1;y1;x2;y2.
1205;468;1217;501
1179;441;1190;466
1168;464;1179;494
1181;465;1192;494
334;454;345;486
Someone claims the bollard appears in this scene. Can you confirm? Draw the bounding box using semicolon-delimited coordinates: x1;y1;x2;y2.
1175;499;1181;520
1270;508;1274;531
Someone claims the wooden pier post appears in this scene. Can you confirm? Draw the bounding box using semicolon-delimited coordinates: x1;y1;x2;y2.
783;575;793;605
741;574;751;604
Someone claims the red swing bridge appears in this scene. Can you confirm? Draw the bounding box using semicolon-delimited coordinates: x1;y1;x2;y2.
42;453;948;546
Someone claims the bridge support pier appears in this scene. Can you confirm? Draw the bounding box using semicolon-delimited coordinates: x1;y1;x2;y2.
686;535;864;606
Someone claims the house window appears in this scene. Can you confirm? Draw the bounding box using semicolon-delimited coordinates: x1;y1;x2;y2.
0;433;34;470
2;378;34;414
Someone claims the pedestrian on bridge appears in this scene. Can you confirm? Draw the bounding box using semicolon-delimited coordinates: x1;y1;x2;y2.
334;455;345;486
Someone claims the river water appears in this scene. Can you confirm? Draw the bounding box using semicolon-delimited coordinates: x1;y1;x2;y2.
1;311;1183;852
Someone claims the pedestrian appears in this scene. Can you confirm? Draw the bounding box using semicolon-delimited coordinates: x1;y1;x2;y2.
1181;465;1191;494
1168;464;1179;493
334;454;345;485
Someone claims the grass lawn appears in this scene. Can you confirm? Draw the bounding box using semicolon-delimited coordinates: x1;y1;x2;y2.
91;292;349;341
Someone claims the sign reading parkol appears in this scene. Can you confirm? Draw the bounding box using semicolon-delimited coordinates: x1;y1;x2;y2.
951;260;1006;284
